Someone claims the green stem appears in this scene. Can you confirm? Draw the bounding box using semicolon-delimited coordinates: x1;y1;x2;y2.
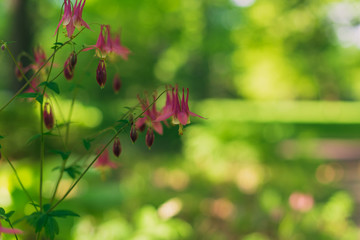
0;28;86;112
7;220;19;240
48;90;167;212
39;100;45;212
4;154;38;212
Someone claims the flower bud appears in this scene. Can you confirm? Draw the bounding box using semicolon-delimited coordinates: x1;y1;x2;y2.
44;103;54;130
1;44;5;51
145;128;154;149
113;137;122;157
64;58;74;80
113;74;122;93
130;125;138;143
96;60;107;88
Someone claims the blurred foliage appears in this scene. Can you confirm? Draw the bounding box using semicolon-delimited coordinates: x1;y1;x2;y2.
1;0;360;239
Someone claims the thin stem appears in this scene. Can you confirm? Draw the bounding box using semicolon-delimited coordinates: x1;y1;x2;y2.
39;100;45;211
3;154;38;212
49;90;167;212
7;220;19;240
0;28;86;112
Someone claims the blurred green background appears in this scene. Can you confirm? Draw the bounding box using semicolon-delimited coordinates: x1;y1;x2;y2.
1;0;360;239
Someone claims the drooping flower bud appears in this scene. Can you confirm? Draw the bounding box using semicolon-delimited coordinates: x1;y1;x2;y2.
44;103;54;130
64;58;73;80
145;128;154;149
1;44;5;51
113;137;122;157
130;125;138;143
113;74;122;93
96;60;107;88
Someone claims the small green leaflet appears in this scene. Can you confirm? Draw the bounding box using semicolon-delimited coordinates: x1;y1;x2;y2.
51;150;71;161
17;92;38;99
38;82;60;94
83;138;94;151
27;132;57;145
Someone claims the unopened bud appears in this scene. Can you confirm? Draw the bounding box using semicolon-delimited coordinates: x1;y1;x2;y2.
113;74;122;93
64;58;74;80
145;128;154;149
1;44;5;51
113;137;122;157
130;125;138;143
96;60;107;88
44;103;54;130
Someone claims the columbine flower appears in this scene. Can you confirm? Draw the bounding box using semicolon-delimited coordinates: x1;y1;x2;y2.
44;103;54;130
157;86;205;135
32;47;47;71
135;93;163;135
94;148;117;169
112;137;122;157
15;62;31;80
0;221;22;235
83;24;130;60
113;74;122;93
96;60;107;88
55;0;90;38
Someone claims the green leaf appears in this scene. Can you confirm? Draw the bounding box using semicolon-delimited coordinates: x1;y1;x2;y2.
64;165;81;179
17;92;38;99
0;208;5;215
38;82;60;94
27;134;41;144
36;94;43;104
43;204;51;212
0;135;4;139
45;217;59;240
51;150;71;160
82;138;94;151
27;132;58;145
5;210;15;219
54;42;63;46
36;214;48;233
50;209;80;218
47;82;60;94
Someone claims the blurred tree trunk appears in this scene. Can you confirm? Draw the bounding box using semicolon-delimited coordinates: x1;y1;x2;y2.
9;0;35;91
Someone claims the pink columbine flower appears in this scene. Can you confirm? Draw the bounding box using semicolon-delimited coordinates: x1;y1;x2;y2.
0;221;23;235
157;86;205;135
55;0;90;38
84;25;130;60
94;148;117;169
135;94;163;135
